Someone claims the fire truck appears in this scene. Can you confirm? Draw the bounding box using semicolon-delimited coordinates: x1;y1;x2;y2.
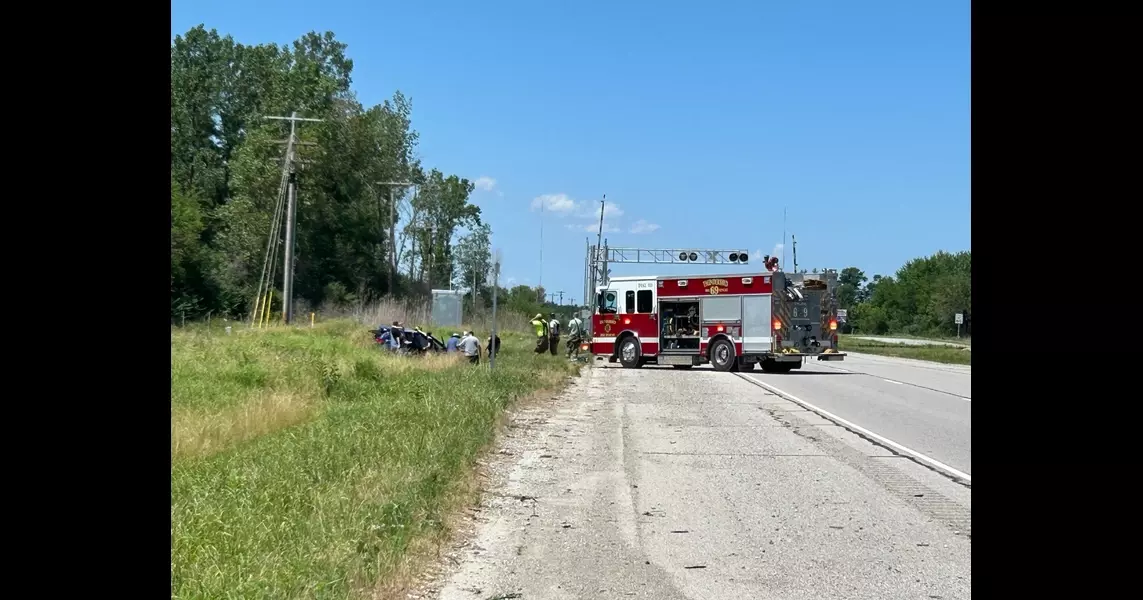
585;262;846;372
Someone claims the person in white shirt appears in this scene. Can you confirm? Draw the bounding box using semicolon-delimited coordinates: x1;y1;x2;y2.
459;331;482;365
566;314;584;359
547;313;561;356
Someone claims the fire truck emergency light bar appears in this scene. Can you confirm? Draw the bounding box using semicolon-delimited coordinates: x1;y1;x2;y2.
602;248;752;265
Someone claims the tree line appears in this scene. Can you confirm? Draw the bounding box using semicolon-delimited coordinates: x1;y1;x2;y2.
833;250;971;337
172;25;524;321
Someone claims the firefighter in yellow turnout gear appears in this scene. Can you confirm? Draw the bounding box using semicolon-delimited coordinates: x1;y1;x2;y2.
530;313;549;353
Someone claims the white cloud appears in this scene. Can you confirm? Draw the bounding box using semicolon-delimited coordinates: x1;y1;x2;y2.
531;193;624;222
629;219;660;234
566;222;619;233
474;176;497;192
581;201;624;221
531;193;578;215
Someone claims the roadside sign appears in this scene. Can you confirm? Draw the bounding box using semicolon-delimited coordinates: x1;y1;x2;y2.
955;313;964;325
836;309;848;323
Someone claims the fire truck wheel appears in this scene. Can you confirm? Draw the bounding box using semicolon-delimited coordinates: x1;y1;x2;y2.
618;336;642;369
710;339;736;372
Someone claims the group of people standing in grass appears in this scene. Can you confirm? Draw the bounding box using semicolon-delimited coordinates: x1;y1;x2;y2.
530;312;585;359
444;331;501;365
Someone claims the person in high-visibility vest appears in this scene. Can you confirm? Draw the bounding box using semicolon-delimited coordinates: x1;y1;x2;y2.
530;313;549;353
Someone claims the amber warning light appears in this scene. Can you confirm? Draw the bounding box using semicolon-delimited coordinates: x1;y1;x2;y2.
772;320;782;331
829;320;838;331
716;325;725;332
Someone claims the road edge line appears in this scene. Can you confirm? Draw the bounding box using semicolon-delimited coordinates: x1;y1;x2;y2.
734;373;972;485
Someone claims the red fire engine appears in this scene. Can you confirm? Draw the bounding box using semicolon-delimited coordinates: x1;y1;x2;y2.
585;261;846;372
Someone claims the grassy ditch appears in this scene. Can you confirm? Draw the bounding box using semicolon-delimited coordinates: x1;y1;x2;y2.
171;320;580;599
838;334;971;365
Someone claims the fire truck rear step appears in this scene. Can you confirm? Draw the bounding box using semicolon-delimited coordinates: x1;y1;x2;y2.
658;354;699;366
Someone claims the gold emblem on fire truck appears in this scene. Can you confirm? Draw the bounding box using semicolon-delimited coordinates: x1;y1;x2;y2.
703;278;729;295
604;323;612;333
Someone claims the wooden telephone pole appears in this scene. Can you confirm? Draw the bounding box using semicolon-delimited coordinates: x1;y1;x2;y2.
264;112;322;325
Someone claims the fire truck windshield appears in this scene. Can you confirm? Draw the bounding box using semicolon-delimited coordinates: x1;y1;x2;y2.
598;290;618;314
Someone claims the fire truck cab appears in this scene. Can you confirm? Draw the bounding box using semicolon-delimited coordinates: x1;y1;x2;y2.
587;270;846;373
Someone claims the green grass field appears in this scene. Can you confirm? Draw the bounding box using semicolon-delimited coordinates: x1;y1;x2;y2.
171;320;580;599
838;334;972;365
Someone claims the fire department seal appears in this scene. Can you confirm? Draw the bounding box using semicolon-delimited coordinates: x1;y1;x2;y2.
604;323;612;333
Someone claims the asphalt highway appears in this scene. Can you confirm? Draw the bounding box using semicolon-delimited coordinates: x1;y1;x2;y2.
423;362;971;600
745;351;972;477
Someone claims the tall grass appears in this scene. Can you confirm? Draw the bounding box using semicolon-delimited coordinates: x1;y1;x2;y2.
316;297;533;335
171;320;580;598
839;334;971;365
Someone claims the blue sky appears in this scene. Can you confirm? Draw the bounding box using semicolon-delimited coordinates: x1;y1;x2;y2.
172;0;970;304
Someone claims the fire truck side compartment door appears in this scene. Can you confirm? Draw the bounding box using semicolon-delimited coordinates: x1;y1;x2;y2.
701;296;742;323
742;295;772;353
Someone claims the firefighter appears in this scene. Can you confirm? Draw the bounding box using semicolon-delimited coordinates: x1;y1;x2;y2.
530;313;549;353
548;312;561;356
566;313;584;359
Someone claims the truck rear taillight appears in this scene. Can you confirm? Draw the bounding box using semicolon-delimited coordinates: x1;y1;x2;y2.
716;325;725;332
773;320;782;331
829;319;837;331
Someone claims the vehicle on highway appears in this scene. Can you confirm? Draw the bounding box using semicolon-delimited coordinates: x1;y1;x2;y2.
584;259;846;372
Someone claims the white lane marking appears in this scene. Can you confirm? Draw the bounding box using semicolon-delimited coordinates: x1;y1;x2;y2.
830;367;853;373
882;378;903;385
739;374;972;484
961;397;971;402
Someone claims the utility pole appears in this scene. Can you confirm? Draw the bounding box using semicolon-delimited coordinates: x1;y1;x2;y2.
783;206;788;270
490;249;501;370
792;234;798;274
557;290;564;305
539;197;544;289
264;112;322;325
375;181;414;297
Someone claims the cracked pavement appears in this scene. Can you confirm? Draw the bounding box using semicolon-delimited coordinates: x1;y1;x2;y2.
419;364;971;600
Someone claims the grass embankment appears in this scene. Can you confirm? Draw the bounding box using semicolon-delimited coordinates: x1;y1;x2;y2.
171;320;579;599
839;334;972;365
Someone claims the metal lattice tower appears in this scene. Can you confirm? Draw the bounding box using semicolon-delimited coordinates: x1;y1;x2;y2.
583;243;754;297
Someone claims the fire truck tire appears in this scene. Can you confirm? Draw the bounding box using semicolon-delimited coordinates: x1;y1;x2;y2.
710;339;736;372
617;336;642;369
736;358;756;371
